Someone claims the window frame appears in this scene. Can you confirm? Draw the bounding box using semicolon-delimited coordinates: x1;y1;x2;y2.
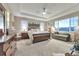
54;16;78;32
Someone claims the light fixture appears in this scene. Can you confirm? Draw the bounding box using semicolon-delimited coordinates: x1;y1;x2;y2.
42;12;46;15
42;8;47;15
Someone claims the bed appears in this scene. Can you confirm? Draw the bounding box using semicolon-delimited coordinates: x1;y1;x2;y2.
32;31;50;43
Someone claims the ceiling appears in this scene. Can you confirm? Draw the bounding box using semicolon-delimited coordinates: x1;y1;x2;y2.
5;3;79;21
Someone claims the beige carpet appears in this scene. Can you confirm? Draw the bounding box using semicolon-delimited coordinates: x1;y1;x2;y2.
15;39;73;56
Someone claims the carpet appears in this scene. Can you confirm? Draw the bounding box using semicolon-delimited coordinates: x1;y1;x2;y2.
15;39;73;56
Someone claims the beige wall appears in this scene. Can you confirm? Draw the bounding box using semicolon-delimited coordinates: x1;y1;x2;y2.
14;16;47;33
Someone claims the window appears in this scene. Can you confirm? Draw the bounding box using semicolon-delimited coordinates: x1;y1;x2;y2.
0;4;6;33
70;17;78;31
54;16;78;32
21;20;28;31
59;18;70;32
0;14;4;29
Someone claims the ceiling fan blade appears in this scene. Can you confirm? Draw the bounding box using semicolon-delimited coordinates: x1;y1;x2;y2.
47;12;51;14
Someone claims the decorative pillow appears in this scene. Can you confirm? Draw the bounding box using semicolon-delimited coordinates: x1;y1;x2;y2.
54;32;59;34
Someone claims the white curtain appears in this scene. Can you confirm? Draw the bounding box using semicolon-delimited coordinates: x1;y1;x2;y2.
21;20;28;31
40;22;44;31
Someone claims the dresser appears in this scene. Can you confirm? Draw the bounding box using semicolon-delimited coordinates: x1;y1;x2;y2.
0;34;16;56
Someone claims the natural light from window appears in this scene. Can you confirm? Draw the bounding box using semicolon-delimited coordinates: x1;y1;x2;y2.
21;20;28;31
54;16;78;32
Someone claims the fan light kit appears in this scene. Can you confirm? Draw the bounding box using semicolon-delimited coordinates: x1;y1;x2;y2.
42;8;47;15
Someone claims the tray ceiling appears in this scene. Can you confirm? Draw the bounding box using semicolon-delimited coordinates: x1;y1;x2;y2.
6;3;79;21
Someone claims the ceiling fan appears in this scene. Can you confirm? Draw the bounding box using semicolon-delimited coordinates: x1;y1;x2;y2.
42;7;51;16
42;7;47;15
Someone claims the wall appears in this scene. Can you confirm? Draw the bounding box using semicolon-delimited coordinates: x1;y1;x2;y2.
14;16;47;33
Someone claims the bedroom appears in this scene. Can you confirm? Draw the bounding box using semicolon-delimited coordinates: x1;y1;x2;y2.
0;3;79;56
